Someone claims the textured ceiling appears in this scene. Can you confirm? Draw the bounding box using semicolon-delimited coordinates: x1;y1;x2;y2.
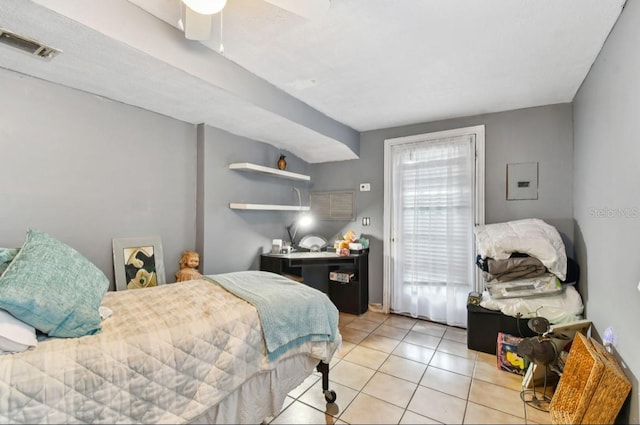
0;0;625;163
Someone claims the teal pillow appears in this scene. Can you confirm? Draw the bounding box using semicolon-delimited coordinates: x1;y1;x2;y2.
0;248;20;276
0;229;109;337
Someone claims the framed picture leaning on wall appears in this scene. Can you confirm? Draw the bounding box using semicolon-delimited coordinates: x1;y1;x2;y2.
112;236;166;291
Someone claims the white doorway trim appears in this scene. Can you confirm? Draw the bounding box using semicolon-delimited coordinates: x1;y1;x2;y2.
382;125;485;314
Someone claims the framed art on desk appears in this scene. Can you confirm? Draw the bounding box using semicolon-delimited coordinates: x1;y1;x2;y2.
112;236;166;291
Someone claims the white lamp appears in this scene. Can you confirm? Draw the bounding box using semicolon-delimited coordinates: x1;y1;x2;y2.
287;187;313;248
182;0;227;15
287;213;313;248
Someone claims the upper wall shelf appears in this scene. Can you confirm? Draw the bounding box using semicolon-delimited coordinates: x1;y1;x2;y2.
229;162;310;181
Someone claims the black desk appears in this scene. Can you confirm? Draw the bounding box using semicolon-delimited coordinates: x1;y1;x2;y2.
260;251;369;315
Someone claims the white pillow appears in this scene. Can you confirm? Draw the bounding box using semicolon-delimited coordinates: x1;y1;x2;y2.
0;308;37;353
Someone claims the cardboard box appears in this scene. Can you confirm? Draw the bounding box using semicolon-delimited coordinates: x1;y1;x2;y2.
329;270;354;283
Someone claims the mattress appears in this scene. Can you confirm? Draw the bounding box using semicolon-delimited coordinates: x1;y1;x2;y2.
0;278;340;424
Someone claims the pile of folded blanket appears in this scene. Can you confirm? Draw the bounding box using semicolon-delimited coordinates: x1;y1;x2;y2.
474;218;567;280
473;219;584;321
474;218;569;299
476;253;547;283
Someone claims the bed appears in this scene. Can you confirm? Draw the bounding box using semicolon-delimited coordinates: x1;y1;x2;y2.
0;230;340;424
468;219;584;354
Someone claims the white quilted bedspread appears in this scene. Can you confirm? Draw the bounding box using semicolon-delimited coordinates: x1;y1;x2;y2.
0;279;337;424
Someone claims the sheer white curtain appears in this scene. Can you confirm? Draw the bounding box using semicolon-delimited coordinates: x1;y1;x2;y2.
389;135;474;327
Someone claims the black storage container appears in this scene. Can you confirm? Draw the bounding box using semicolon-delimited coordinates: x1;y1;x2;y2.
467;258;580;355
466;301;537;355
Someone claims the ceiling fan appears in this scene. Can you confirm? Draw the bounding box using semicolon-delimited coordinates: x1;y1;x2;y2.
179;0;330;41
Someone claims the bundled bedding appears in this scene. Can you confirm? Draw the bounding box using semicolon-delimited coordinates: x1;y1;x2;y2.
484;273;564;300
474;218;567;281
479;284;583;324
0;229;341;424
473;219;584;323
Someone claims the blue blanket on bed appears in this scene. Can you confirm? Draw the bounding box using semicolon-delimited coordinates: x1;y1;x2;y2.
206;271;339;362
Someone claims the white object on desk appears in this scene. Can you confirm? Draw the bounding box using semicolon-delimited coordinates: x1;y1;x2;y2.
298;235;328;251
271;239;283;254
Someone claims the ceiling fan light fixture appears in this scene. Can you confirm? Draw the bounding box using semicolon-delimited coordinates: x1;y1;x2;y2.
182;0;227;15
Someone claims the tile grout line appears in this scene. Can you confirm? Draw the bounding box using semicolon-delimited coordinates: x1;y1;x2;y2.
273;312;546;424
341;315;456;423
336;315;442;424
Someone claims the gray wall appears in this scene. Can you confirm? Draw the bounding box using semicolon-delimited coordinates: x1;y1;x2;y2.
0;68;311;288
0;68;197;290
573;0;640;421
310;103;575;305
196;125;311;274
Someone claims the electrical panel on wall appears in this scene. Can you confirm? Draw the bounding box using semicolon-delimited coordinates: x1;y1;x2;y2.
506;162;538;200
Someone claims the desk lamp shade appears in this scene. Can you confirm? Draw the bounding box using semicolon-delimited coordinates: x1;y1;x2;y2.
528;317;551;334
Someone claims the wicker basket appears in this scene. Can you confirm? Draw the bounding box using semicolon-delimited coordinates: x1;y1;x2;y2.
549;333;631;424
585;338;633;424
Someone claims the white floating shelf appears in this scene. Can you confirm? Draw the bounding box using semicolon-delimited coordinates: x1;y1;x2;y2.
230;203;311;211
229;162;310;181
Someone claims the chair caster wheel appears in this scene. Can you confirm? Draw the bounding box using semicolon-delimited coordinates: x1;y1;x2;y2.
324;389;337;403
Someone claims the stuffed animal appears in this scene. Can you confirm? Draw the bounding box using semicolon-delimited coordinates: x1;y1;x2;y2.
343;230;358;243
334;230;361;255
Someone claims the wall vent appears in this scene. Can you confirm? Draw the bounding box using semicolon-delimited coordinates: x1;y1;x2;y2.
0;28;61;61
310;190;356;221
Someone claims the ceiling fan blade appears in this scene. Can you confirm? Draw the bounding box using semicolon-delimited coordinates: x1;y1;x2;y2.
263;0;330;20
181;0;327;41
184;5;213;40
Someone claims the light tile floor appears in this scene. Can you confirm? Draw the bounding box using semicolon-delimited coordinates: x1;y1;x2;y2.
267;311;552;424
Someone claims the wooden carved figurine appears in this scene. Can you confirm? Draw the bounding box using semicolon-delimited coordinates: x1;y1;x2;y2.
175;250;203;282
277;154;287;170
